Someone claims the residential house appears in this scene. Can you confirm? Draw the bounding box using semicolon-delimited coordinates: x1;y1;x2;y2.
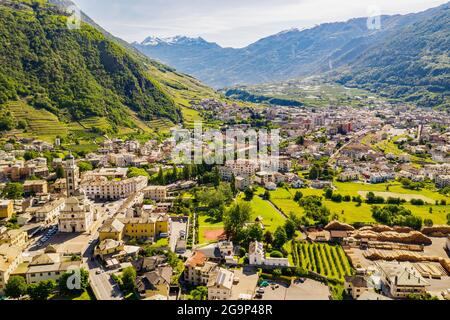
136;266;173;299
344;274;369;299
184;251;218;285
207;268;234;300
25;252;82;284
98;218;125;241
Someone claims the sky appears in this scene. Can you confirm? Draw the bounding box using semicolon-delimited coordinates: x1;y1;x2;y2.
73;0;448;48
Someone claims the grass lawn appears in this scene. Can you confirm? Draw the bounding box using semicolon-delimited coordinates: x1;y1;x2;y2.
238;190;286;233
197;214;224;244
266;183;449;225
51;288;95;300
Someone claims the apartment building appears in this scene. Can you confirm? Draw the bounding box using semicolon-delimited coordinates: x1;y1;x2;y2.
184;251;218;286
0;229;28;249
207;268;234;300
376;261;429;298
219;160;259;181
119;214;169;241
143;186;168;202
81;175;148;200
23;180;48;195
0;244;23;294
35;198;65;224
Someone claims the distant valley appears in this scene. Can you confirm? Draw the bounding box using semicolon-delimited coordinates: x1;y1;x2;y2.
134;2;450;109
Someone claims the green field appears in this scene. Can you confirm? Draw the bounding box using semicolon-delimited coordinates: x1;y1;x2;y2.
268;182;449;225
239;189;286;232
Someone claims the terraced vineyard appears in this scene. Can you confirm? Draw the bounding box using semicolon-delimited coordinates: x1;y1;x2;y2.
7;100;69;141
292;242;353;281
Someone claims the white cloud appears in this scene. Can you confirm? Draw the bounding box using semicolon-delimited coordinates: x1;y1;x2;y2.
73;0;448;47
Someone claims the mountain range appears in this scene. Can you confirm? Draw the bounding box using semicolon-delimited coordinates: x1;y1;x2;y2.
134;3;450;108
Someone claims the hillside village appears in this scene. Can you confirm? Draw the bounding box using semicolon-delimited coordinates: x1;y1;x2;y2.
0;99;450;301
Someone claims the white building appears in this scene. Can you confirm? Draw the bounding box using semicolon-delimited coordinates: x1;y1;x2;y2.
376;261;429;299
35;198;65;224
81;175;148;200
207;268;234;300
248;241;289;267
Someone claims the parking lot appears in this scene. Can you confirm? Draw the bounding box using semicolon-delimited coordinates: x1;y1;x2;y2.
169;218;188;252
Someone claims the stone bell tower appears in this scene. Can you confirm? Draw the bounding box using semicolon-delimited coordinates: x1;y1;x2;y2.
64;152;79;197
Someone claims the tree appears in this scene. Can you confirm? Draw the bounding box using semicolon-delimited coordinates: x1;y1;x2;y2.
324;188;333;200
2;182;24;200
245;223;263;244
59;269;89;294
309;165;320;180
55;165;65;179
273;226;288;249
264;230;274;244
272;268;282;278
423;219;433;227
127;167;150;178
189;286;208;300
294;191;303;202
223;201;252;240
212;167;220;187
262;190;271;201
244;187;254;201
230;174;237;195
296;136;305;146
77;161;93;172
447;213;450;225
121;267;137;293
27;280;56;300
157;166;165;185
284;219;296;240
24;150;39;161
183;164;192;180
5;276;28;298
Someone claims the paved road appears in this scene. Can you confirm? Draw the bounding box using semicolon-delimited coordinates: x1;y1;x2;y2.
86;258;123;300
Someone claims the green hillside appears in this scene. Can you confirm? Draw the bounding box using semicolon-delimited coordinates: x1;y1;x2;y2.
0;0;222;142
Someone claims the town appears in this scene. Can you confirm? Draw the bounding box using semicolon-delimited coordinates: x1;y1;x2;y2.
0;100;449;301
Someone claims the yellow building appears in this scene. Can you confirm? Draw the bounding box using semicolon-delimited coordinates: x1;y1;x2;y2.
0;230;29;249
98;218;125;241
0;200;14;220
119;214;169;240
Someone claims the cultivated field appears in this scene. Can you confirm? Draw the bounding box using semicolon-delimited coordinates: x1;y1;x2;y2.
291;242;353;281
